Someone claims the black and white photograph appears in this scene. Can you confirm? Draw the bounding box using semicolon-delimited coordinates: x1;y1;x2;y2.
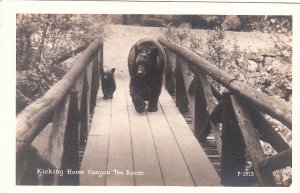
1;1;299;193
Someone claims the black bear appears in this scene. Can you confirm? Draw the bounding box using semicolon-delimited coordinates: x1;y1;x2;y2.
128;38;166;113
100;68;116;99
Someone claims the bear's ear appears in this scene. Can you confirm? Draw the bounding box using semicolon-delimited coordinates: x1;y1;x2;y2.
111;68;115;74
100;68;104;75
134;45;139;55
151;47;159;58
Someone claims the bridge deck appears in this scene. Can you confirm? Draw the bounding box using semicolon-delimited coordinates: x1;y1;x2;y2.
80;78;220;186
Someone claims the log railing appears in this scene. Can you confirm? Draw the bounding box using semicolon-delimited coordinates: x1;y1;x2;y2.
158;36;292;186
16;39;103;185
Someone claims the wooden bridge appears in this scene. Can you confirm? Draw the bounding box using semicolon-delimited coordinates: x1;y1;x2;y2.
79;78;219;186
16;28;292;186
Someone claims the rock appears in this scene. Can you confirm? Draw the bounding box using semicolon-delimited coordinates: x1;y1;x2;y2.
222;15;241;31
266;65;273;72
248;60;259;71
257;55;264;62
285;87;292;102
264;57;273;66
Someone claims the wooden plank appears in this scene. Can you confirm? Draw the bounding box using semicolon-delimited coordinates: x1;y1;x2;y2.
124;79;164;186
80;135;109;185
159;88;193;136
105;79;134;186
146;100;194;186
159;88;221;186
88;92;111;136
124;80;150;136
80;88;111;185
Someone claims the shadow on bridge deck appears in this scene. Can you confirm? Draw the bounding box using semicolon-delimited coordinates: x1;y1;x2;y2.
80;78;220;186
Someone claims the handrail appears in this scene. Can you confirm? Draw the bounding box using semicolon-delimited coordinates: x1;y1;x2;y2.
16;39;103;160
158;37;292;129
159;36;292;186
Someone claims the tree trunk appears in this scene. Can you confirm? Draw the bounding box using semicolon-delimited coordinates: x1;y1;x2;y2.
32;15;51;67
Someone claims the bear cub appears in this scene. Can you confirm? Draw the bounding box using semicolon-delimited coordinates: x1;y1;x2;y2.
127;38;166;113
100;68;116;99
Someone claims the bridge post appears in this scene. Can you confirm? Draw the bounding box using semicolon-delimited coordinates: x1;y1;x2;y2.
220;91;247;186
230;95;276;186
193;75;209;141
174;55;189;113
164;49;175;95
59;90;81;185
90;51;100;113
79;71;87;147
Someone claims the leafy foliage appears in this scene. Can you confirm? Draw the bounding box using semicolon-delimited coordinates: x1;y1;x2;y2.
240;16;292;34
16;14;110;114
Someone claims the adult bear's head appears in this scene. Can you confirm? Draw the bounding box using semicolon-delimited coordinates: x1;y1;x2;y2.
134;45;158;78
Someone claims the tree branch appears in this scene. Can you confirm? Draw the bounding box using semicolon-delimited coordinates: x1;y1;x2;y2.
16;89;32;103
51;44;88;66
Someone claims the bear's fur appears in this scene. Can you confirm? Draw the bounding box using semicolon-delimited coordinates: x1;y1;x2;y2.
100;68;116;99
128;38;166;113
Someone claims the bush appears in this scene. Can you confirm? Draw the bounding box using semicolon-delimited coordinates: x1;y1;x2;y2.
16;14;110;114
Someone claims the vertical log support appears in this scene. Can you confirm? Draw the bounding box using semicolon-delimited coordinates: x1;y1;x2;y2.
196;72;220;142
90;50;100;113
164;48;175;94
177;58;196;133
248;107;290;153
174;55;189;113
99;42;104;71
221;92;246;186
193;76;209;141
86;60;93;128
59;91;81;185
80;70;89;146
185;63;222;155
231;95;276;186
